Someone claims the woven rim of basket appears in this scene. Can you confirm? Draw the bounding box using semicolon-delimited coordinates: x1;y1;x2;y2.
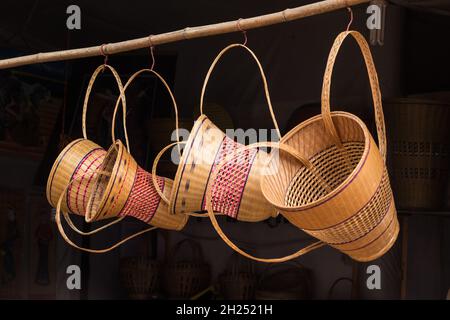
46;138;92;208
261;111;371;212
85;140;126;222
168;114;210;214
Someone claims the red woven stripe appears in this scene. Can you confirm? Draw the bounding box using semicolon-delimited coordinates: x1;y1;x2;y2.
202;136;257;218
120;167;164;223
67;149;106;213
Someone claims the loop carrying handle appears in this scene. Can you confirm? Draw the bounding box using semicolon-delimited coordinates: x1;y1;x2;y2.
200;43;281;140
55;169;157;253
321;30;386;161
82;64;130;151
111;68;181;154
152;141;185;204
205;141;326;263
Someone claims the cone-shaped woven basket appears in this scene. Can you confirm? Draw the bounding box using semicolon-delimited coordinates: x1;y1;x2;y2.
168;114;277;222
155;44;281;222
260;31;399;262
86;139;188;231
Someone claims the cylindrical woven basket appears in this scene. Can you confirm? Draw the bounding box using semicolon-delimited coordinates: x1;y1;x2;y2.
120;257;160;300
384;98;450;210
255;262;311;300
163;239;211;299
260;31;399;262
46;64;126;218
46;138;106;215
218;253;258;300
85;139;188;230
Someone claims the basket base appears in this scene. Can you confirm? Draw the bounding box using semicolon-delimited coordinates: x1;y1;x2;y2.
343;204;399;262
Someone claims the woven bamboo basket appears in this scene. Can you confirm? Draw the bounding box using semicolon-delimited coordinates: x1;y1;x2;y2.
46;138;106;214
218;253;258;300
255;262;311;300
258;31;399;262
384;98;450;210
153;44;280;222
85;139;188;230
163;239;211;299
120;257;160;300
46;64;126;216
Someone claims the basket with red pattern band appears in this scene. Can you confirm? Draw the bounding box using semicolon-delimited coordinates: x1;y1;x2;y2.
152;44;281;222
46;64;126;217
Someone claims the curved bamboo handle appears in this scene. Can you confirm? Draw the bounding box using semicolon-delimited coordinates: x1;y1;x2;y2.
151;141;184;204
55;170;157;253
81;64;129;150
321;30;386;161
111;68;181;153
204;141;325;263
199;43;281;139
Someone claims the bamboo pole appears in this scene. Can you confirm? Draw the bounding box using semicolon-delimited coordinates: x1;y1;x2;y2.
0;0;369;69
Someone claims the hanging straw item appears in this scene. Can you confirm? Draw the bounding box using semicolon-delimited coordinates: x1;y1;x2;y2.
153;44;280;222
259;31;399;262
46;64;126;216
54;170;158;253
163;239;211;299
85;139;188;230
85;68;188;230
384;98;450;210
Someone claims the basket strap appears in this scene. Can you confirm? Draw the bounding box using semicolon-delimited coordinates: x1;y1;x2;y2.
321;30;386;161
205;141;326;263
111;68;181;154
55;169;157;253
81;64;130;152
199;43;281;140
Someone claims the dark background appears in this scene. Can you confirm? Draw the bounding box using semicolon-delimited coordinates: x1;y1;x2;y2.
0;0;449;299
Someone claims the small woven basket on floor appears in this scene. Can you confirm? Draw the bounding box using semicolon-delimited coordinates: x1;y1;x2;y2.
163;239;211;299
120;257;160;300
218;253;258;300
260;31;399;262
154;44;281;222
85;139;188;230
384;98;450;210
255;262;311;300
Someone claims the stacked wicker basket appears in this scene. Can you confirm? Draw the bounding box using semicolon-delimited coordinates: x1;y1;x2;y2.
46;30;400;266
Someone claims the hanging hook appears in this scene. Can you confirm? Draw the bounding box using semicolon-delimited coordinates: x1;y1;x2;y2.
346;7;354;32
148;35;155;71
100;44;108;72
237;18;248;46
